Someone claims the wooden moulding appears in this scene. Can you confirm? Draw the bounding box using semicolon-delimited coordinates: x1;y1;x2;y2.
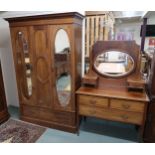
5;12;85;27
82;74;99;87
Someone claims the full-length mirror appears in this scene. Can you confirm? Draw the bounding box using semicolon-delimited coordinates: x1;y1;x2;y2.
18;32;32;97
94;51;134;77
54;29;71;107
23;44;32;97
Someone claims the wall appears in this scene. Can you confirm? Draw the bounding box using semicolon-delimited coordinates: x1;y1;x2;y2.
55;29;70;53
0;18;19;107
115;20;142;46
147;12;155;24
114;16;155;51
145;12;155;50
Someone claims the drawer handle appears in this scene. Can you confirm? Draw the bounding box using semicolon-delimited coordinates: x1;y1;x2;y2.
121;115;129;120
122;104;130;109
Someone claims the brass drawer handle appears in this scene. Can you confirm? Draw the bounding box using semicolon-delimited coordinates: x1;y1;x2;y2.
122;104;130;109
121;115;129;120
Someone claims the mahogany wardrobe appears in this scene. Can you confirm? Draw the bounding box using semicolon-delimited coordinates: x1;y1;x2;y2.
0;61;10;123
6;12;84;132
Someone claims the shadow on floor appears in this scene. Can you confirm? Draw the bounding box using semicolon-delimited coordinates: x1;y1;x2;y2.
80;117;139;142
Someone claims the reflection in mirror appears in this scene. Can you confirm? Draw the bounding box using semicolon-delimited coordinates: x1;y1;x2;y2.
54;29;71;107
55;29;70;54
56;74;71;107
23;40;32;96
94;51;134;77
18;32;32;97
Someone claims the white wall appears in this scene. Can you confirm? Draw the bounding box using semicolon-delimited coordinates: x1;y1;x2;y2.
55;29;70;53
147;12;155;24
145;12;155;50
115;21;142;46
0;18;19;107
115;16;155;51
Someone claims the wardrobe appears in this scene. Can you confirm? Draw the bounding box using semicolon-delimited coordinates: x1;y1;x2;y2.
6;12;84;132
0;61;10;123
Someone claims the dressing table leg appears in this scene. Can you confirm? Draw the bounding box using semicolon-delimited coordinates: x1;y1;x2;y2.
137;125;145;142
77;115;82;136
83;116;87;122
135;125;139;131
77;130;80;136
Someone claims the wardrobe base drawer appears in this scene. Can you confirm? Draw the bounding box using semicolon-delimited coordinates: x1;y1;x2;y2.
21;104;75;126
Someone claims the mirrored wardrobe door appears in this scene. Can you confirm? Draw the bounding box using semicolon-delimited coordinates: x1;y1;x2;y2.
18;31;33;98
11;27;36;106
52;27;72;110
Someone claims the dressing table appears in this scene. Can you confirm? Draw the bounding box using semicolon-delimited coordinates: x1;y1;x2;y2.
76;41;149;136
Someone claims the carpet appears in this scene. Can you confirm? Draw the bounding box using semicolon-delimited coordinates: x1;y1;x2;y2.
0;118;46;143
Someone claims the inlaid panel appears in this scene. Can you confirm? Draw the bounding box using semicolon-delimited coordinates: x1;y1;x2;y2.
32;26;52;108
36;57;49;83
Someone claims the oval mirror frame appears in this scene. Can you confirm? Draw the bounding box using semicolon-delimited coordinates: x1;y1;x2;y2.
54;29;71;107
94;51;135;78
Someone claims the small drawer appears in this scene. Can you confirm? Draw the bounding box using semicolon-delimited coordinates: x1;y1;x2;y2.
110;99;145;113
78;95;108;108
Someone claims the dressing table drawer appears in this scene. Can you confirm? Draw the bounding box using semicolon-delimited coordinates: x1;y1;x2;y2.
109;110;143;125
96;108;143;125
78;95;109;108
79;104;96;116
110;99;145;113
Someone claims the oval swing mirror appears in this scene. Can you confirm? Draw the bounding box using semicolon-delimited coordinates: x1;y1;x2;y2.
94;51;134;77
54;29;71;107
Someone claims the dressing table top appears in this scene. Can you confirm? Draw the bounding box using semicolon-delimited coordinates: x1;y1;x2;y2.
76;86;149;102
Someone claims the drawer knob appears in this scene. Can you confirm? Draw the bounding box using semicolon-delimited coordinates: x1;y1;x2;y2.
121;115;129;120
122;104;130;109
